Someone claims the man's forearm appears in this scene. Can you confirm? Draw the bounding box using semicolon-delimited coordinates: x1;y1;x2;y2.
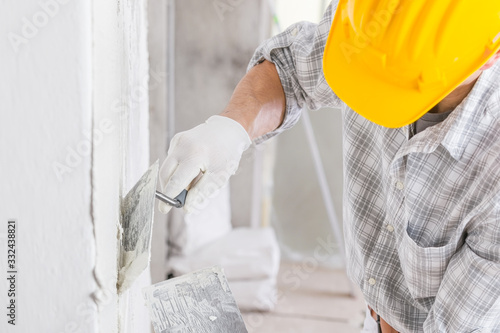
220;60;286;140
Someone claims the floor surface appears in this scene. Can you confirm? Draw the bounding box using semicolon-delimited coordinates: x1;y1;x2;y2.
241;262;366;333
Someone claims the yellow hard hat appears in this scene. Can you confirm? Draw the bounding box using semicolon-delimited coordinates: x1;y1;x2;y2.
323;0;500;128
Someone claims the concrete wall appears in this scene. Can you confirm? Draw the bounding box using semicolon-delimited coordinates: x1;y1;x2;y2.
1;0;150;331
148;0;170;284
172;0;271;228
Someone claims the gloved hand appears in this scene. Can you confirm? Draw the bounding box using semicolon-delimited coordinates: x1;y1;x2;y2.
158;115;252;214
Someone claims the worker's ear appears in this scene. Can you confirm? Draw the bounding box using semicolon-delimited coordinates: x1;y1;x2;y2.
481;50;500;70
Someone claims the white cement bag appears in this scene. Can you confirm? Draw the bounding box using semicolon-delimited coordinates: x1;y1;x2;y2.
167;183;232;256
168;227;280;281
229;278;278;312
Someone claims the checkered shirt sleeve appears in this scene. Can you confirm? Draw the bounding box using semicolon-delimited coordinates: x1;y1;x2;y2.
247;1;342;144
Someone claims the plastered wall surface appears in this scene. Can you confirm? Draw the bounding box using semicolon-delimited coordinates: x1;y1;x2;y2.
92;0;151;332
119;0;152;330
1;0;151;332
0;0;97;332
92;1;122;331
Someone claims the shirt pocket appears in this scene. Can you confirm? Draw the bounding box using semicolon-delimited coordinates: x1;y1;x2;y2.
397;228;457;301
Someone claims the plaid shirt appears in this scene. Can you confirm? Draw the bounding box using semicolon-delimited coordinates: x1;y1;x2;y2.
249;2;500;332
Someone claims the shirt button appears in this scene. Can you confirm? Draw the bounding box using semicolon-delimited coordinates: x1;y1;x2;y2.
368;278;376;286
395;181;404;190
291;28;299;36
386;225;394;232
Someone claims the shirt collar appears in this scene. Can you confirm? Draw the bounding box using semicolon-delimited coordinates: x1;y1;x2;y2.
390;62;500;166
440;62;500;160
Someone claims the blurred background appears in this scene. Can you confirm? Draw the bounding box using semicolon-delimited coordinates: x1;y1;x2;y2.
149;0;365;332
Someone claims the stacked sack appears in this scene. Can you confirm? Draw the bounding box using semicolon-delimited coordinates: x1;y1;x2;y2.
166;183;280;311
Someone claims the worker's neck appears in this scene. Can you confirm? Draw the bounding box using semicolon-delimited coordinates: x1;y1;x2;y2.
429;72;482;114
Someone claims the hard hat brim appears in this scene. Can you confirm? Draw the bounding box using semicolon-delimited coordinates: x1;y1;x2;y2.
323;13;500;129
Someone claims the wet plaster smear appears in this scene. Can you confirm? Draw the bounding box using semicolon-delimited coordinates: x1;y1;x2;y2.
118;162;158;294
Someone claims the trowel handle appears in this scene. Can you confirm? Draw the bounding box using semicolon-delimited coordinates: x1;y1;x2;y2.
155;172;201;209
155;190;188;208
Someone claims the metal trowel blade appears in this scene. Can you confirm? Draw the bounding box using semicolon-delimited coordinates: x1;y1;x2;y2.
117;160;159;294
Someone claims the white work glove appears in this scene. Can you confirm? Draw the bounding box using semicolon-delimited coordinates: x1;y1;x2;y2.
158;115;252;214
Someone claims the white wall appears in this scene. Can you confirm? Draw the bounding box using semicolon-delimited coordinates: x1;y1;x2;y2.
1;0;96;332
92;0;151;331
1;0;151;331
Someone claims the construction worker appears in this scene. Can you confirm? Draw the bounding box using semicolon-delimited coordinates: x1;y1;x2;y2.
159;1;500;332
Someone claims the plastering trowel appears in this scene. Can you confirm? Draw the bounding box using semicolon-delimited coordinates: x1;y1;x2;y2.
143;266;248;333
117;160;187;293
